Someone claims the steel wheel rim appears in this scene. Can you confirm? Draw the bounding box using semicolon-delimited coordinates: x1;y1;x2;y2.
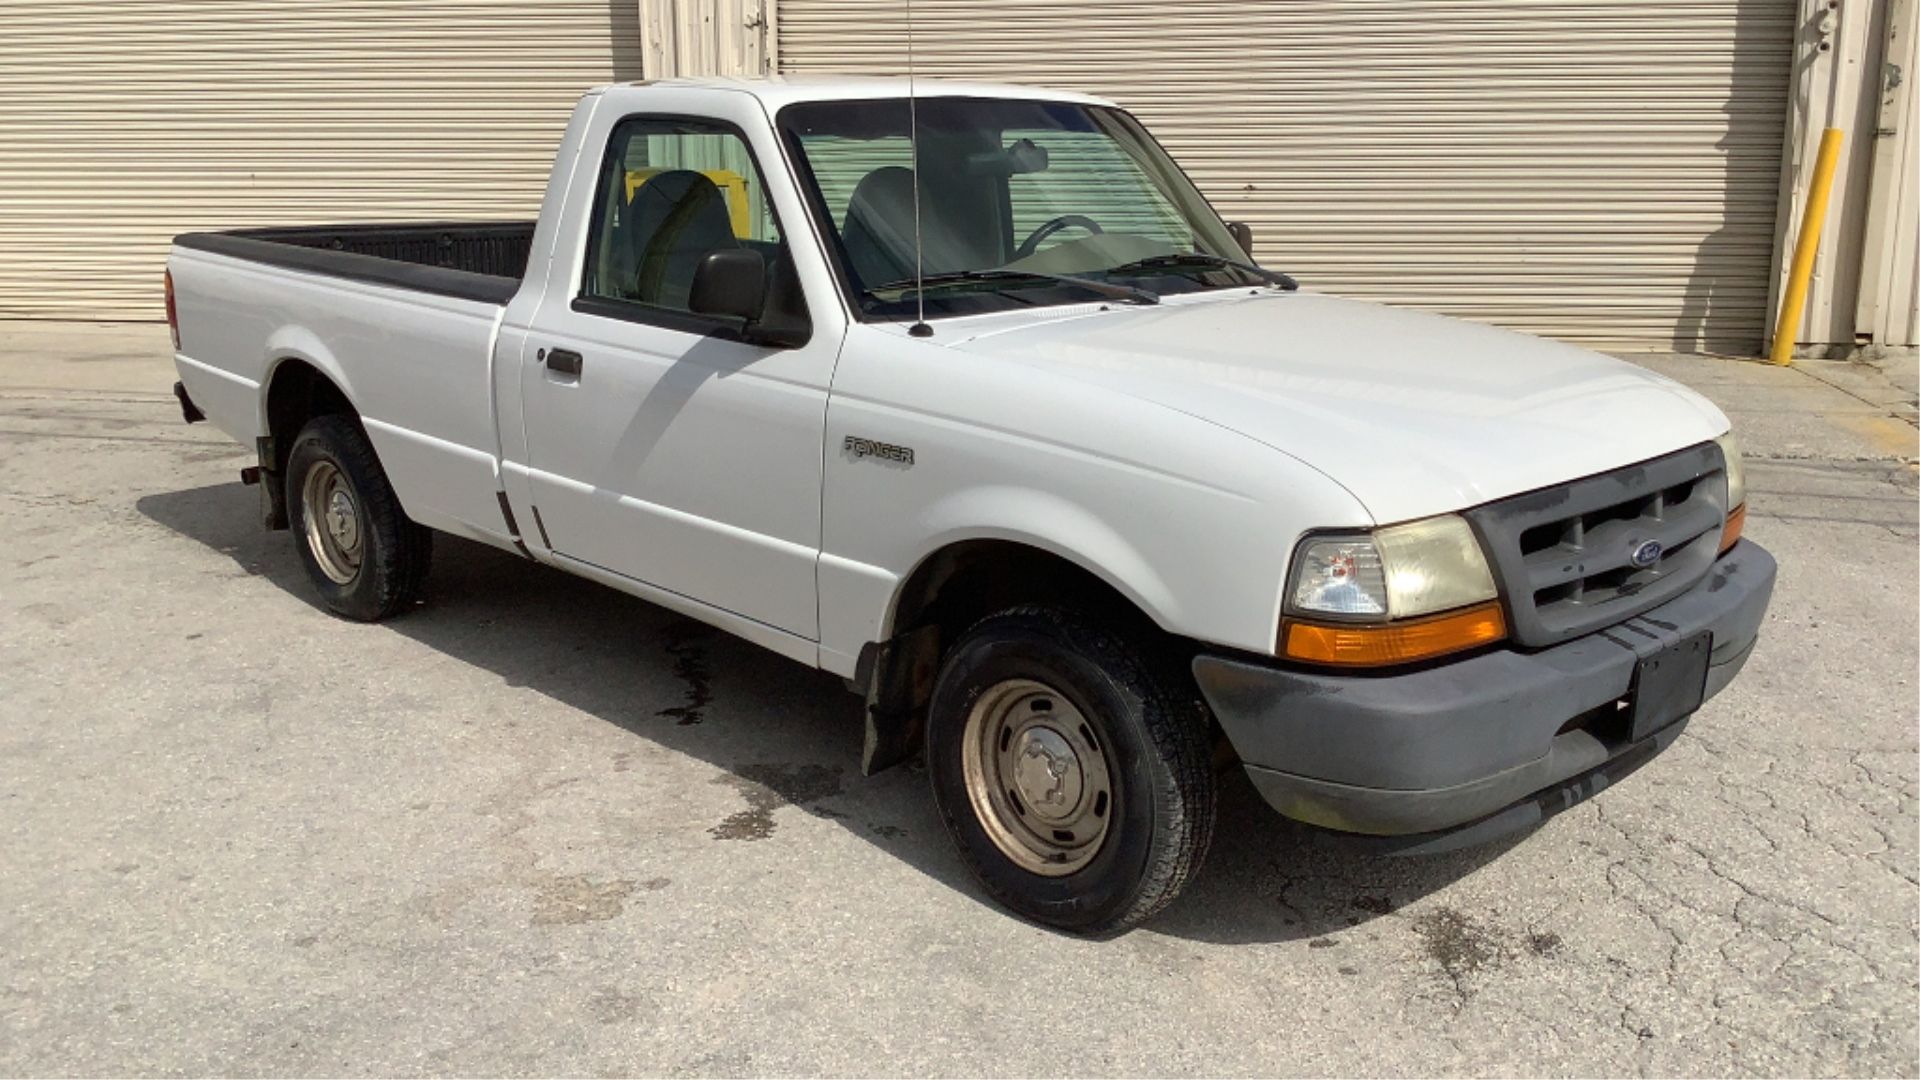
300;460;363;585
960;677;1115;877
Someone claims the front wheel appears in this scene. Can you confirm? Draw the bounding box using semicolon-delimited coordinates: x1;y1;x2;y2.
926;606;1216;934
285;414;432;621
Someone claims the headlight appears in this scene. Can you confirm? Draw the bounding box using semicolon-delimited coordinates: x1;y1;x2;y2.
1715;432;1745;508
1284;515;1505;666
1289;515;1497;620
1375;514;1500;617
1288;537;1388;616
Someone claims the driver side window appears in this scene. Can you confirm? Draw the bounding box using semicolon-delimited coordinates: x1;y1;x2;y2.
1003;128;1190;254
581;117;785;316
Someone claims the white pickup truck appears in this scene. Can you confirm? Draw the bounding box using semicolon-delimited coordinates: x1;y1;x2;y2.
168;76;1775;933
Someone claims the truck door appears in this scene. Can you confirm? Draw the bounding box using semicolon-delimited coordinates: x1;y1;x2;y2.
517;108;838;640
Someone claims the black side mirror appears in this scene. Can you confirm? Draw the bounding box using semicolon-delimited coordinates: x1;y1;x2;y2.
689;249;767;323
1227;221;1254;259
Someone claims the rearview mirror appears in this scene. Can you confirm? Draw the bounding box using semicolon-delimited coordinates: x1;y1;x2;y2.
965;138;1051;177
1005;138;1050;174
1227;221;1254;259
689;249;767;323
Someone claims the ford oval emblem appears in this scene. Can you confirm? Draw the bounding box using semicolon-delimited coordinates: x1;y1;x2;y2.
1629;539;1664;568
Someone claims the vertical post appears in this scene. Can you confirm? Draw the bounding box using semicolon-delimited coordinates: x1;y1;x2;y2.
1771;128;1847;364
1853;0;1916;345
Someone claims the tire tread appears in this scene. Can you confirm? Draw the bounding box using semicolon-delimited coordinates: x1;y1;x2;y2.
934;604;1216;934
287;414;432;621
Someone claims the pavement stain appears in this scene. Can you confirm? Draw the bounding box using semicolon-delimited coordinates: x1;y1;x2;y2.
1398;904;1576;1001
708;764;845;841
1412;907;1500;992
529;874;638;925
1352;894;1394;915
587;985;651;1025
655;619;714;725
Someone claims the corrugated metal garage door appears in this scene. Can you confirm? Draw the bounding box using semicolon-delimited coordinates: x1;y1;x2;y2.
0;0;642;320
776;0;1794;350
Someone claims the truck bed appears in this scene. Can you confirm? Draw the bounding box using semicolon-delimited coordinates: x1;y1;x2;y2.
173;221;533;304
169;219;528;550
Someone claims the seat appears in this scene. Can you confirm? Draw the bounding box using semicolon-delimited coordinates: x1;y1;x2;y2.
622;170;739;309
842;166;921;288
841;166;979;289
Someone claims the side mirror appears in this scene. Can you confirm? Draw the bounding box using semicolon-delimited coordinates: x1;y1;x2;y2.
689;249;767;323
1227;221;1254;259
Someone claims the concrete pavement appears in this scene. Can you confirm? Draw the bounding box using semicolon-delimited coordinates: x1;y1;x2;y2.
1;322;1915;1076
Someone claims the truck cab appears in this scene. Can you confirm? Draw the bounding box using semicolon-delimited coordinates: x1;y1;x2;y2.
168;77;1776;934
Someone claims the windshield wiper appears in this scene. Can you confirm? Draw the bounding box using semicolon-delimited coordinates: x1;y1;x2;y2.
871;268;1158;305
1107;253;1298;291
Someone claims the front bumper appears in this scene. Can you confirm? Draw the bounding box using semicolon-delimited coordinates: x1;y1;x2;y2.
1194;540;1776;851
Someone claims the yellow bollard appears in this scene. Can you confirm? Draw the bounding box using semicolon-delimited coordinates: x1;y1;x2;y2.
1770;128;1846;365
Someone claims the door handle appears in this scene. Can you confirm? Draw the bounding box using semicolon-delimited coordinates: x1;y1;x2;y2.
541;347;583;376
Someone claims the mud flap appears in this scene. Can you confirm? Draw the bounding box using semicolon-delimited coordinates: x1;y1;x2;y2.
172;381;205;424
246;436;289;530
860;624;940;775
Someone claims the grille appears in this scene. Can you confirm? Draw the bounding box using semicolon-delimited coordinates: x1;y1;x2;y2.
1465;442;1729;647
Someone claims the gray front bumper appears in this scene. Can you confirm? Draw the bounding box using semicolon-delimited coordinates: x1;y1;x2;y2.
1193;540;1776;845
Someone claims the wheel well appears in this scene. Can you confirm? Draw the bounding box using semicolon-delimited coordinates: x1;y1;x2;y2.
256;359;357;531
890;539;1158;648
265;359;356;474
857;540;1186;775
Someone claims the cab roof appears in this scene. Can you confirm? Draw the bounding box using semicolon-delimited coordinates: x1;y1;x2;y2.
610;75;1117;111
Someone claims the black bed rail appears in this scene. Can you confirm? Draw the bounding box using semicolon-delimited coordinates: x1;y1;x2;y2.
174;221;535;305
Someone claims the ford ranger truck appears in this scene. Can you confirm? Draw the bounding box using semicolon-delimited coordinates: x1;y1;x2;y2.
166;77;1776;934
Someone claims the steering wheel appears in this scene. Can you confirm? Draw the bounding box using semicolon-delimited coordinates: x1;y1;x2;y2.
1015;214;1103;259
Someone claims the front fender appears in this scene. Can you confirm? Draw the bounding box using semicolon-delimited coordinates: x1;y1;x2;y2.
904;486;1182;635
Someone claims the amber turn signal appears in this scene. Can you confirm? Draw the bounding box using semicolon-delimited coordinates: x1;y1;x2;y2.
1719;502;1746;553
1283;601;1507;667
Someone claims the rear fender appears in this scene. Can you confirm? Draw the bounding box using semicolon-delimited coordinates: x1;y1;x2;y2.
256;329;355;531
259;326;353;434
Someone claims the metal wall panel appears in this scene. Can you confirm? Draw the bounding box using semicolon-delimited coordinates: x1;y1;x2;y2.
1849;0;1918;348
0;0;643;320
776;0;1795;350
640;0;774;79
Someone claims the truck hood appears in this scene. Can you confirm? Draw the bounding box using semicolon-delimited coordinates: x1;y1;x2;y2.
946;291;1728;524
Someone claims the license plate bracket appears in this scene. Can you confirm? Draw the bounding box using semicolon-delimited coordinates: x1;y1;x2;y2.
1627;630;1712;741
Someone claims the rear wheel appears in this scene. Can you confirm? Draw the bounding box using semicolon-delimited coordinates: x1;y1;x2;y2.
285;415;431;621
926;606;1216;934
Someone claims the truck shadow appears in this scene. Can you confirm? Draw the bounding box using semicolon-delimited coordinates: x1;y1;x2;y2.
137;482;1521;945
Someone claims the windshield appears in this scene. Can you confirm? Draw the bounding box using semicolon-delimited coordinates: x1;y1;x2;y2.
777;97;1270;321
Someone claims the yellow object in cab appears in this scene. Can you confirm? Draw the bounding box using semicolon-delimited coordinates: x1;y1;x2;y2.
624;168;751;238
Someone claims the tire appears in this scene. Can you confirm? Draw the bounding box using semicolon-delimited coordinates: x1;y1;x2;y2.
926;605;1216;934
285;414;432;621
